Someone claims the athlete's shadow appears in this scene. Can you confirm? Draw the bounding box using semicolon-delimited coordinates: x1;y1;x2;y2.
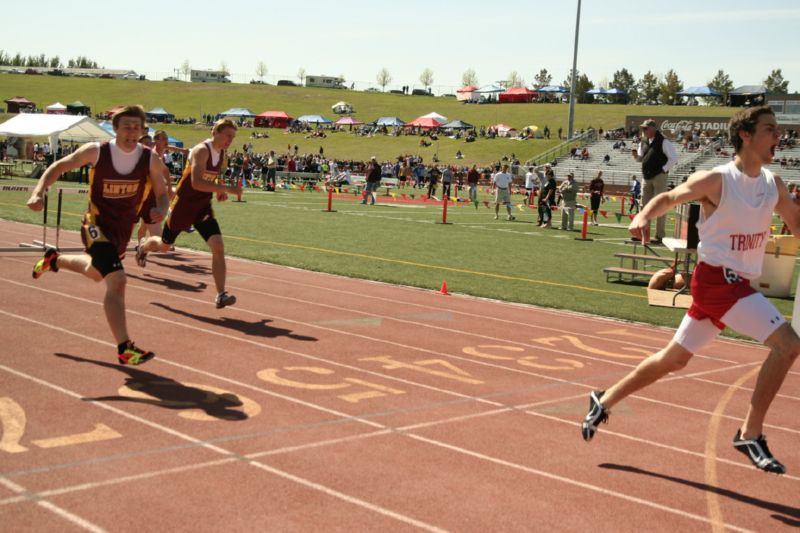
599;463;800;526
152;302;317;341
54;353;248;421
127;272;208;293
147;259;211;275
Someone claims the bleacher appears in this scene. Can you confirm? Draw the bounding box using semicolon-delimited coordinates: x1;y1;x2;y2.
688;143;800;183
543;134;800;188
538;136;718;188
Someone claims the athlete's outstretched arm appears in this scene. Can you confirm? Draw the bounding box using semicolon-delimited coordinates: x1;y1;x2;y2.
27;143;99;211
628;170;721;240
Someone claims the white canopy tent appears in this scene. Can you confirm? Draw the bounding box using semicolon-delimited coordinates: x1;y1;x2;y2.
45;102;67;114
420;111;448;123
0;114;113;149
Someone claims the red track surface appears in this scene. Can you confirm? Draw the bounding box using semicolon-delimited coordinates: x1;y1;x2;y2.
0;219;798;532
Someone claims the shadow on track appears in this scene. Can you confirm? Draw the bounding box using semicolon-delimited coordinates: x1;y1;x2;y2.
599;463;800;526
151;302;317;341
127;272;208;293
55;353;249;421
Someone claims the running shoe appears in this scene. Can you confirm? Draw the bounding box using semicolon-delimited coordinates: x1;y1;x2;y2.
118;341;155;365
507;215;516;221
215;291;237;309
32;247;59;279
732;430;786;474
134;244;148;268
581;390;609;441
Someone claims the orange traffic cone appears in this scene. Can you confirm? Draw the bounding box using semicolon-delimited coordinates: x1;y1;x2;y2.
439;280;449;295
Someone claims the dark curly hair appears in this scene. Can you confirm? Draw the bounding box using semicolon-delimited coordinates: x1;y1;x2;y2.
729;106;775;154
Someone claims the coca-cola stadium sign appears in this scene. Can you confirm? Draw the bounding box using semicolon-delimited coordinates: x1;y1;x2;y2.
625;115;732;139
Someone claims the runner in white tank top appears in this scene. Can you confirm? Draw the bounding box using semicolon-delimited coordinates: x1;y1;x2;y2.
580;106;800;475
697;160;779;279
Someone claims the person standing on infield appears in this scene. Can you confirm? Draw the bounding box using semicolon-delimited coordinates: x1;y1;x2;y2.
582;106;800;474
632;119;678;244
136;118;242;309
492;164;515;221
28;105;170;365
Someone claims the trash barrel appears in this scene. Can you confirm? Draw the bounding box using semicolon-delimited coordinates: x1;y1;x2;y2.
750;235;799;298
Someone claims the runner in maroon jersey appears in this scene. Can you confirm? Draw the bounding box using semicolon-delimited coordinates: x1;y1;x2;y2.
136;118;241;309
27;105;170;365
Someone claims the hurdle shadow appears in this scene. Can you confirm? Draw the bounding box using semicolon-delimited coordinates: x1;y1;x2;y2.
152;302;317;341
54;353;249;421
599;463;800;526
126;272;208;293
146;259;211;275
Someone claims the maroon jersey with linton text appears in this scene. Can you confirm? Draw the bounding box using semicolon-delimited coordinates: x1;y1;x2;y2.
84;142;151;253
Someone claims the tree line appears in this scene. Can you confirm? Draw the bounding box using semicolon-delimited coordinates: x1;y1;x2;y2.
371;66;791;103
0;51;100;69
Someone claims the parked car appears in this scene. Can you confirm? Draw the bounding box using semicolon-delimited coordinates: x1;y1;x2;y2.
24;68;43;75
277;80;297;87
411;89;432;96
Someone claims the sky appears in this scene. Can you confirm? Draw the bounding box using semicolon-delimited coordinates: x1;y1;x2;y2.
5;0;800;92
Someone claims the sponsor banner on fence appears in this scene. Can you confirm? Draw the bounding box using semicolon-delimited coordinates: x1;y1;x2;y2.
625;115;733;139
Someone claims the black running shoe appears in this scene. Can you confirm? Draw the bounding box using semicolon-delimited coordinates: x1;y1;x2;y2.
581;390;609;441
215;291;237;309
732;430;786;474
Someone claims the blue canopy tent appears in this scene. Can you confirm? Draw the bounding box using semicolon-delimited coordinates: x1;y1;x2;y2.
586;87;607;95
297;114;333;124
145;107;175;122
537;85;569;93
98;121;184;147
218;108;256;118
473;84;504;102
677;86;721;97
374;116;405;127
604;88;626;95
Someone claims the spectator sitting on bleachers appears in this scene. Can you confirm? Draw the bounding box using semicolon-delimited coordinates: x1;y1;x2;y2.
581;147;589;161
603;154;611;164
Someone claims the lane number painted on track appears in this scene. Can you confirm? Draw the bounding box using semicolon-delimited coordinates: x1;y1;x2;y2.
257;366;405;403
0;397;121;454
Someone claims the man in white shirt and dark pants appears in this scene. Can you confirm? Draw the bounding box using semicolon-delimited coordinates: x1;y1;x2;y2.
492;164;515;221
632;119;678;244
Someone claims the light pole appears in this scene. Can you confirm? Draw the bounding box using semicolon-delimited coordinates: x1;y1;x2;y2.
567;0;582;140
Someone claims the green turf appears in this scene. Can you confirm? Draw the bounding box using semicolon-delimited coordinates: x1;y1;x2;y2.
0;75;735;166
3;76;789;338
2;178;796;338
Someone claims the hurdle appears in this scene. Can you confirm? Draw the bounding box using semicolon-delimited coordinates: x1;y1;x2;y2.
0;185;87;253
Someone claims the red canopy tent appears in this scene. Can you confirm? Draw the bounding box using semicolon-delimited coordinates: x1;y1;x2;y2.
254;111;292;128
4;96;36;114
499;87;538;103
105;105;126;119
404;117;442;129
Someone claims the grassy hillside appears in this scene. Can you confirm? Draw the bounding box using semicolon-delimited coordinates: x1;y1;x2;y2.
1;75;735;165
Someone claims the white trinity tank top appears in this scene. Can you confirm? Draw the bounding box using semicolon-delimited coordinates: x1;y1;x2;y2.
696;160;778;279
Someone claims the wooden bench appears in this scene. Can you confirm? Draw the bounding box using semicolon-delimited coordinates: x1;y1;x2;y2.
613;253;674;266
603;266;654;283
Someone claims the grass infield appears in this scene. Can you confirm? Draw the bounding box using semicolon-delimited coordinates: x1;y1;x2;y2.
1;179;795;337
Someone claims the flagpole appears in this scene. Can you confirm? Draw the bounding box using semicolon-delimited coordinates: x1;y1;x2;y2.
567;0;582;140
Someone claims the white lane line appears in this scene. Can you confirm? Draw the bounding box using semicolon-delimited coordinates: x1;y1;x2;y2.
0;302;792;530
0;361;446;532
1;472;107;532
405;433;754;533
